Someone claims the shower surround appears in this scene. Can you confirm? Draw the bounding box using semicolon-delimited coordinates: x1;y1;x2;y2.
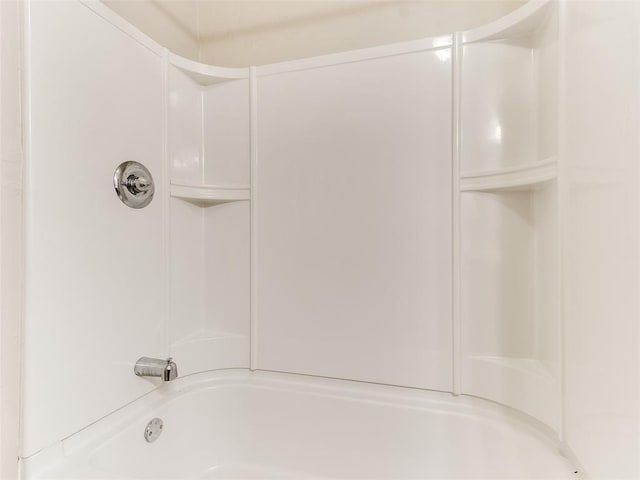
10;0;640;478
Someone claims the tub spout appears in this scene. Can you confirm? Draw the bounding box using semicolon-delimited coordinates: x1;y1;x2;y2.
134;357;178;382
163;358;178;382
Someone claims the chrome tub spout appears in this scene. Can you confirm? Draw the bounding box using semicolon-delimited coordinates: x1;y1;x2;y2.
134;357;178;382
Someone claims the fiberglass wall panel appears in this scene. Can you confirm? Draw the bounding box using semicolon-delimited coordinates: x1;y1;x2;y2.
255;49;453;391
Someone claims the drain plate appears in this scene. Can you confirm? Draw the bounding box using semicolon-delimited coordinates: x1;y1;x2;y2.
144;418;163;443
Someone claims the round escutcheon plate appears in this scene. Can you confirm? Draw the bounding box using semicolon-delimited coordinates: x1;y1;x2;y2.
113;161;154;209
144;417;163;443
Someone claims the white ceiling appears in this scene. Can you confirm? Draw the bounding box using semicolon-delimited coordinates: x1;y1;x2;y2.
104;0;526;65
147;0;524;42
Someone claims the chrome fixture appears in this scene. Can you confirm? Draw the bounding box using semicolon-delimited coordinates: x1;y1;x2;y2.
134;357;178;382
113;161;154;209
144;418;163;443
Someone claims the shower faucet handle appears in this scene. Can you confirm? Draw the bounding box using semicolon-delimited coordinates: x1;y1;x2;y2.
134;356;178;382
113;161;154;209
125;174;152;194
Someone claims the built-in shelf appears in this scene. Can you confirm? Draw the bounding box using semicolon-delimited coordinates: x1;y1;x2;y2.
169;52;249;86
463;354;560;428
460;158;557;192
461;0;552;44
170;182;251;206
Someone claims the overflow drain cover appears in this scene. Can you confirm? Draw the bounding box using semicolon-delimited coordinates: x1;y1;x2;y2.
144;418;163;443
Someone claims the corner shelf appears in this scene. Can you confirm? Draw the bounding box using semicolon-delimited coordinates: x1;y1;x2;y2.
170;182;250;206
168;52;249;86
460;158;557;192
461;0;553;44
463;354;559;428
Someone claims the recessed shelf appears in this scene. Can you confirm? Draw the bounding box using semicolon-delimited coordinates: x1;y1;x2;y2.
168;52;249;86
460;158;557;192
461;0;553;44
463;355;560;428
170;182;250;206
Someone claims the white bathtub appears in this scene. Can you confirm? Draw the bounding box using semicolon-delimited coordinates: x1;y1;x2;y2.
26;370;575;479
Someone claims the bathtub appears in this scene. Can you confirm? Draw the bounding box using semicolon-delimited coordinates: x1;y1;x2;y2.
25;370;575;479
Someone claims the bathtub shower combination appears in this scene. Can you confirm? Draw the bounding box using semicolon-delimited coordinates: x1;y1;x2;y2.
14;0;640;479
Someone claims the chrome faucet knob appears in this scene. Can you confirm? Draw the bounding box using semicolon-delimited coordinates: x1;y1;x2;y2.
113;161;154;209
126;174;152;194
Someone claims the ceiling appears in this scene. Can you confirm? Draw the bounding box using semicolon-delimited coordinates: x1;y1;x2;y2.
144;0;526;42
103;0;526;65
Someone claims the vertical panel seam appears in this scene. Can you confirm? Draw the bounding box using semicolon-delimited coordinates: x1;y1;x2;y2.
249;66;258;370
452;32;462;396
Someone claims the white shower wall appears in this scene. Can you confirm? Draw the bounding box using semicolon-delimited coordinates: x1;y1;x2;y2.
21;1;167;457
254;46;453;389
21;0;254;458
0;1;25;477
11;1;640;478
563;1;640;477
